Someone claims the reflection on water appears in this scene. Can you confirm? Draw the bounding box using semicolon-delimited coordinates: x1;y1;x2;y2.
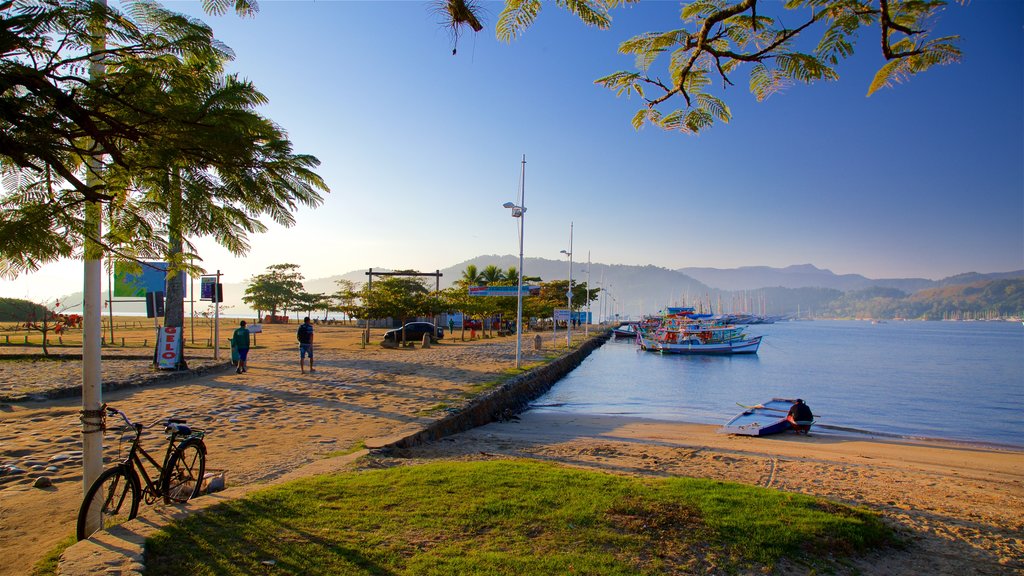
534;320;1024;447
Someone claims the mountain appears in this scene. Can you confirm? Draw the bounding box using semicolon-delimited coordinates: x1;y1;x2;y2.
36;259;1024;320
678;264;1024;293
677;264;933;292
303;256;716;319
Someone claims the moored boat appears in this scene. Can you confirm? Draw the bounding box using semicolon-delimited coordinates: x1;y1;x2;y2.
719;398;805;436
612;323;638;339
635;306;762;354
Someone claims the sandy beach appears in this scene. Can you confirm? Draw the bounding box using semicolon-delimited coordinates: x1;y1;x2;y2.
1;324;1022;575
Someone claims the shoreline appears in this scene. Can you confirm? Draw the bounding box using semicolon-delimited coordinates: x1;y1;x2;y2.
528;408;1024;453
398;411;1024;574
2;325;1022;575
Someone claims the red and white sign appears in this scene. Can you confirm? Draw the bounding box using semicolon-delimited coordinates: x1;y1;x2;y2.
157;326;181;369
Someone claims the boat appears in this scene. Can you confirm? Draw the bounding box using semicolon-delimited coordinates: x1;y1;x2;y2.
635;307;762;355
648;334;762;355
611;323;638;339
720;398;803;436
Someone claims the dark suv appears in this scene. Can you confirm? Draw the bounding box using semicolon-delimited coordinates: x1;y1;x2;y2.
383;322;444;343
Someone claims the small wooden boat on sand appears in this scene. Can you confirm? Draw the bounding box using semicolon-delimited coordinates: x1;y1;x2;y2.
719;398;811;436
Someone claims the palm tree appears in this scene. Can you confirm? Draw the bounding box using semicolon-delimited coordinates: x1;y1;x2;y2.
106;52;327;356
481;265;504;285
504;267;519;285
460;264;482;286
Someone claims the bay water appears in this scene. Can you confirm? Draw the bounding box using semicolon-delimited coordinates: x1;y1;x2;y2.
533;320;1024;448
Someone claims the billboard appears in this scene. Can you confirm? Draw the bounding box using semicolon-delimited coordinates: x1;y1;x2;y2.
468;285;540;297
113;262;185;298
113;262;166;297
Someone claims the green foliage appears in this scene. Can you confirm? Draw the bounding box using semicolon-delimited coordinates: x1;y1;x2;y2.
534;0;965;133
1;0;327;281
242;263;305;318
357;277;431;331
0;297;49;322
144;460;891;575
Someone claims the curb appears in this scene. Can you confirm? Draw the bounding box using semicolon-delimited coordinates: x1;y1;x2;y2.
0;361;234;403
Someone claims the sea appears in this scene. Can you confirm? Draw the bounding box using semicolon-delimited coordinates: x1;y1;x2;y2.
532;320;1024;448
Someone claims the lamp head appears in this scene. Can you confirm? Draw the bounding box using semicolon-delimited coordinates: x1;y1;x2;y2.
502;202;515;209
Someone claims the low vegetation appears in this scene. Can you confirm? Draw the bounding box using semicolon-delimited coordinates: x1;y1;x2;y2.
144;460;891;575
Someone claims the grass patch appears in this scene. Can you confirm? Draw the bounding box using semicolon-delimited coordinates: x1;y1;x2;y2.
322;440;367;459
144;460;891;575
29;533;76;576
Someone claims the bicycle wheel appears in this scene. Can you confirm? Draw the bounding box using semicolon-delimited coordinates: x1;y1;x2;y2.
162;438;206;503
77;465;141;541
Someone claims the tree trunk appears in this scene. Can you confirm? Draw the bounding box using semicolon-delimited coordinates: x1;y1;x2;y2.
164;169;187;369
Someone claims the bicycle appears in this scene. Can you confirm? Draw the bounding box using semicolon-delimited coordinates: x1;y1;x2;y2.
76;405;207;540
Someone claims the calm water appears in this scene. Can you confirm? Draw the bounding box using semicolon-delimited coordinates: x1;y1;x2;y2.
534;320;1024;448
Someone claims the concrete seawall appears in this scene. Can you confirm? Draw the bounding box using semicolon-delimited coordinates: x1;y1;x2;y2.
383;332;610;449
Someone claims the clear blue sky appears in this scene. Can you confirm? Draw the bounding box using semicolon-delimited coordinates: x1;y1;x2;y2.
2;0;1022;301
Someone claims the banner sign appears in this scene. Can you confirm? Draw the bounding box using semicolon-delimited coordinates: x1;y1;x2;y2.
156;326;182;369
468;285;539;297
553;308;571;322
114;262;168;297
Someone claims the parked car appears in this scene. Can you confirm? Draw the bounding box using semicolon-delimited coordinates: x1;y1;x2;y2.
383;322;444;343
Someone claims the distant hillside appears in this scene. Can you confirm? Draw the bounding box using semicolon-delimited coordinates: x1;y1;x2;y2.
822;279;1024;320
0;298;49;322
35;259;1024;321
678;263;1023;293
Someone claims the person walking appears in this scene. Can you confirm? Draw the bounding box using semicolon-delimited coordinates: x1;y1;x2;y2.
298;316;315;373
231;320;250;374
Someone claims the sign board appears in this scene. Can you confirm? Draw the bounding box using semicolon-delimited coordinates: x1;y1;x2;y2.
553;308;571;322
247;324;263;333
468;285;540;297
156;326;182;369
114;262;169;297
200;277;216;300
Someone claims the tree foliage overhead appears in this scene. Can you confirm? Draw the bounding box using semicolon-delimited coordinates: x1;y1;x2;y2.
0;0;327;279
467;0;964;134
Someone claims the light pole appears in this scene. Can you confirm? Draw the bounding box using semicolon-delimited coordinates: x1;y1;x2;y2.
559;222;573;349
503;155;527;369
585;251;590;337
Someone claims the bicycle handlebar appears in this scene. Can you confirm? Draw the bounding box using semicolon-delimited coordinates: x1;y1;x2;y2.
104;405;190;435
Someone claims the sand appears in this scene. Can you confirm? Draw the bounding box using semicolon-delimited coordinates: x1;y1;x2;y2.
1;324;1021;575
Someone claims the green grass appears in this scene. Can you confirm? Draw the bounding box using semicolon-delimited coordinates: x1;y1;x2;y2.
144;460;891;575
322;440;368;459
30;534;75;576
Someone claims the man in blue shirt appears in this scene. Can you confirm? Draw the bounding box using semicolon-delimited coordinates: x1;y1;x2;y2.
231;320;250;374
297;316;315;373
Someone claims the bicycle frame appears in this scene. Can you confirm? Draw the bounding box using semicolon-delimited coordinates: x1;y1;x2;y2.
109;410;192;502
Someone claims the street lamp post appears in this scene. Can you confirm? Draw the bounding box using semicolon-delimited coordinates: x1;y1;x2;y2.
503;155;527;369
559;222;573;349
585;251;590;337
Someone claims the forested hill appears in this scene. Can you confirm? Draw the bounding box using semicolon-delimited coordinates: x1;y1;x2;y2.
0;298;49;322
823;278;1024;320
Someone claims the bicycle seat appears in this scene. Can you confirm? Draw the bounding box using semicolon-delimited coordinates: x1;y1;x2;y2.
166;423;192;436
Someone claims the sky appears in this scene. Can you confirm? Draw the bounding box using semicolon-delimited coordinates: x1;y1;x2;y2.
2;0;1022;303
